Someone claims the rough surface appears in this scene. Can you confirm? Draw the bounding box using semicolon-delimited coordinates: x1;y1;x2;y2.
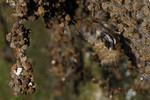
6;0;150;99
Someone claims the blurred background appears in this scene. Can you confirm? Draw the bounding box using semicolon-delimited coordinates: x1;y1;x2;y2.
0;1;59;99
0;0;150;100
0;1;103;100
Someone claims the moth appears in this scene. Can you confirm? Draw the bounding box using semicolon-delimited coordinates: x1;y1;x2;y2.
77;18;126;68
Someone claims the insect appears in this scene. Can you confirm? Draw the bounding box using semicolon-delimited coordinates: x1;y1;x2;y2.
77;18;126;68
